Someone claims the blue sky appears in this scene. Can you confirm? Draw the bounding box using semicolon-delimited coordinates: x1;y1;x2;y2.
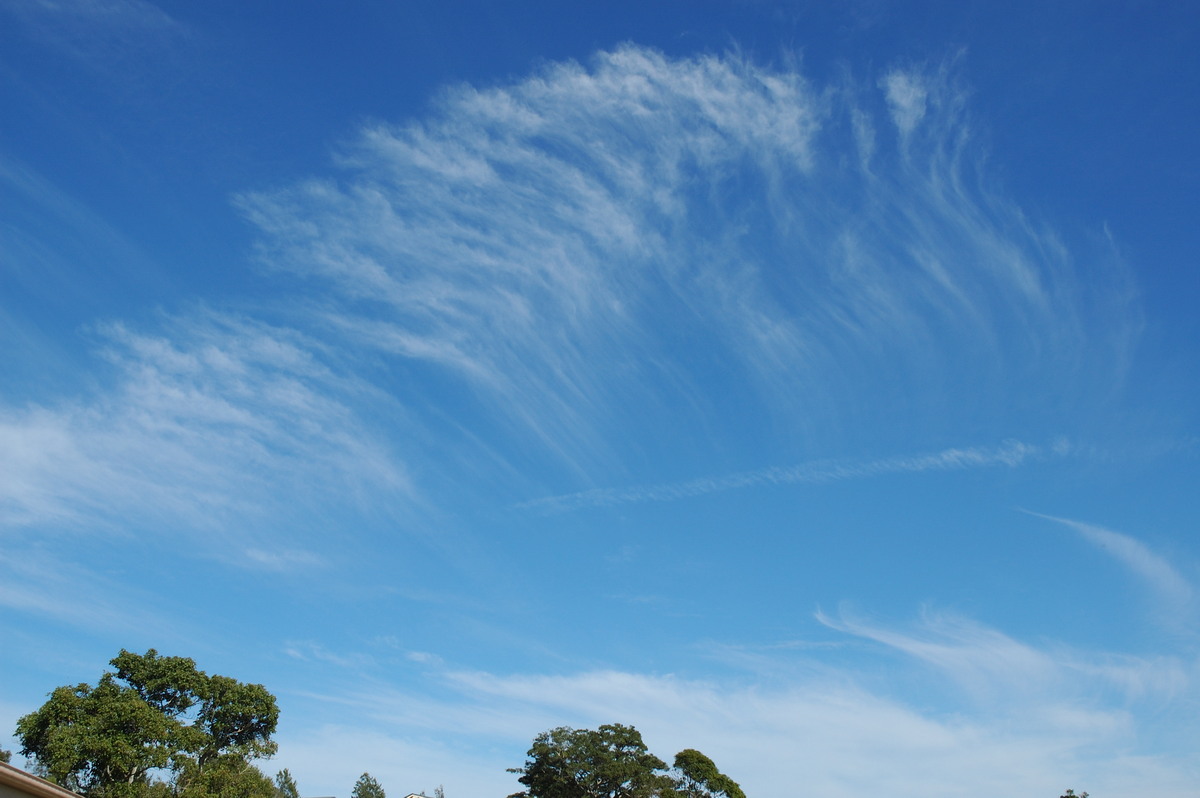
2;2;1199;796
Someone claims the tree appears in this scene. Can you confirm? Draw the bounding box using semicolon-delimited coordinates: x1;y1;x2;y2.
671;750;744;798
509;724;739;798
174;755;276;798
1;747;11;764
352;773;385;798
276;769;300;798
1060;791;1089;798
15;649;279;796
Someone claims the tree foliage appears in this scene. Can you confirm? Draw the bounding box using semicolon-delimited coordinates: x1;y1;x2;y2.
275;769;300;798
174;755;276;798
671;750;743;798
352;773;385;798
15;649;279;797
509;724;671;798
508;724;743;798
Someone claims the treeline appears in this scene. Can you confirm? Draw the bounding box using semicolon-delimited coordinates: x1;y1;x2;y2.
7;649;1086;798
9;650;451;798
15;649;278;798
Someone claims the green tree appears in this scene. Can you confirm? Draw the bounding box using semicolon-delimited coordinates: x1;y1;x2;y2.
275;769;300;798
508;724;676;798
15;649;279;796
87;779;173;798
1060;791;1089;798
352;773;385;798
174;755;275;798
1;747;11;764
671;750;744;798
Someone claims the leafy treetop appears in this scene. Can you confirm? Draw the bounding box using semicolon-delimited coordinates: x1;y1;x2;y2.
15;649;279;797
276;769;301;798
508;724;743;798
352;773;386;798
672;750;744;798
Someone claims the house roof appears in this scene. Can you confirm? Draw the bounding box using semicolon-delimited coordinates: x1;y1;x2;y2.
0;762;78;798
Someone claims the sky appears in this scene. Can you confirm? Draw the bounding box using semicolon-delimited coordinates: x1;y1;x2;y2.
2;1;1199;796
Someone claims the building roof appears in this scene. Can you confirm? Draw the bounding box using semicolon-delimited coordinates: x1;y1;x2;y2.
0;762;78;798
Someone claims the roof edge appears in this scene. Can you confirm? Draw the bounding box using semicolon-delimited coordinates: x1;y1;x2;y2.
0;762;80;798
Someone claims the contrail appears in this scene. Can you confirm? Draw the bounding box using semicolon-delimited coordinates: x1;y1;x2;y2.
519;439;1061;513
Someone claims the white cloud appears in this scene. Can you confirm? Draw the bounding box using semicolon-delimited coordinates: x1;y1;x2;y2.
0;545;178;637
1028;512;1195;619
882;69;928;137
276;635;1199;798
519;439;1050;512
0;36;1181;798
820;607;1060;699
238;47;825;466
1;0;185;64
274;724;508;798
283;641;373;670
238;45;1136;484
1;47;1141;540
818;606;1188;708
243;547;325;573
0;310;413;546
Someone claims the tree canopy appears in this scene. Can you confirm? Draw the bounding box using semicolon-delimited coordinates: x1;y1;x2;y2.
15;649;279;798
275;769;300;798
173;755;276;798
352;772;386;798
672;750;744;798
508;724;743;798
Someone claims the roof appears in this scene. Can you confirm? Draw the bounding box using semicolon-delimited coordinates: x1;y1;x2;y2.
0;762;78;798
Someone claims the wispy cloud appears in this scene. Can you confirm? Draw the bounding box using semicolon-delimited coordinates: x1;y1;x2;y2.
237;46;827;472
1026;511;1195;616
275;724;505;798
0;157;165;355
2;0;185;63
275;632;1197;798
818;606;1188;707
0;544;177;637
882;69;929;139
0;31;1184;798
2;47;1141;540
0;310;412;546
243;547;325;573
519;439;1053;512
283;641;373;670
238;45;1137;485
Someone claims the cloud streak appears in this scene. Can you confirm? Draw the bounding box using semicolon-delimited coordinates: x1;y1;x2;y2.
239;46;1137;484
2;46;1141;540
1;0;185;63
0;310;412;548
275;621;1197;798
519;438;1053;512
237;46;825;470
1027;511;1195;617
0;32;1183;798
818;606;1189;707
